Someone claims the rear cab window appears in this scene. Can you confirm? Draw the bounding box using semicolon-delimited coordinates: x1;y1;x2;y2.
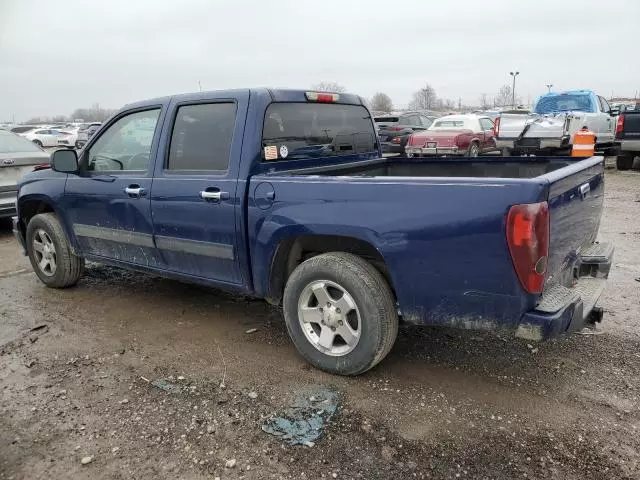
262;103;376;162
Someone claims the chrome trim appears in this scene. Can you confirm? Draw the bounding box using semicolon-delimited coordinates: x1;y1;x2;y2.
155;235;234;260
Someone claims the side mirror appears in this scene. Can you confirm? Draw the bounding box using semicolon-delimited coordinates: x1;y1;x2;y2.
51;149;78;173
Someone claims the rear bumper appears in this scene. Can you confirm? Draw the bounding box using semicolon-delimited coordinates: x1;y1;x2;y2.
496;136;569;151
618;139;640;152
380;142;405;154
405;146;462;156
515;242;614;341
12;216;27;255
0;193;17;219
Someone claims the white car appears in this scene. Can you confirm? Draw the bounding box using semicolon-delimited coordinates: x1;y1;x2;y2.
57;128;79;149
21;128;68;148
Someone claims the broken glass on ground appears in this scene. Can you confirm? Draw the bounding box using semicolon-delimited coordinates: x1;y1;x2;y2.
262;387;340;446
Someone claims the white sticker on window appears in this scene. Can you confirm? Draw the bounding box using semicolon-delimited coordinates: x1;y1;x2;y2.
264;145;278;161
279;145;288;159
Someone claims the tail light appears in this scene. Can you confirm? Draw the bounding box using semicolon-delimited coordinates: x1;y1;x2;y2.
616;114;624;136
506;202;549;294
389;126;404;131
391;136;402;144
33;163;51;171
493;117;500;136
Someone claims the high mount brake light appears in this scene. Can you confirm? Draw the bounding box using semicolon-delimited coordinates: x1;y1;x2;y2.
305;92;340;103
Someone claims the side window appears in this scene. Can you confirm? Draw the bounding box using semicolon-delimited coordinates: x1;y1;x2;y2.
86;109;160;172
599;96;611;113
479;118;494;131
409;115;421;126
167;103;236;172
420;116;433;128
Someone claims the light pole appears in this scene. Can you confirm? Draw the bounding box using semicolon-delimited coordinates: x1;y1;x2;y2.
545;83;553;93
509;71;519;108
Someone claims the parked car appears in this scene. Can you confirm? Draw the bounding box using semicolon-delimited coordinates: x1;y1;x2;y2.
57;128;79;149
614;102;640;170
405;114;496;157
75;123;101;149
10;125;40;134
13;88;613;375
375;113;434;155
0;130;50;218
495;90;618;156
21;128;67;148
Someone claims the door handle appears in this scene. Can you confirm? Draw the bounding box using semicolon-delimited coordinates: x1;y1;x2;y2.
200;190;230;201
124;185;147;198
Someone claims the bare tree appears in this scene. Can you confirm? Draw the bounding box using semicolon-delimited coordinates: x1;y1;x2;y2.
494;85;513;108
479;93;490;109
408;84;437;110
370;92;393;112
310;81;346;93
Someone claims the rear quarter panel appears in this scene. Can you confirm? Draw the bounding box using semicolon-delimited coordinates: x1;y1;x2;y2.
248;174;548;329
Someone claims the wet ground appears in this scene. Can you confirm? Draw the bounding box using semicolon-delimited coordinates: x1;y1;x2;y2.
1;169;639;480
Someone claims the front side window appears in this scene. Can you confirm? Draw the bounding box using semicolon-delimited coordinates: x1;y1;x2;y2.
262;103;376;161
86;109;160;172
167;103;237;171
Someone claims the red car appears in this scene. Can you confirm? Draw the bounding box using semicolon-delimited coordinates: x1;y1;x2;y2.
405;115;496;157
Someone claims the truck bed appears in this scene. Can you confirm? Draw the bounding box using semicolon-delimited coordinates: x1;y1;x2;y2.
277;156;574;179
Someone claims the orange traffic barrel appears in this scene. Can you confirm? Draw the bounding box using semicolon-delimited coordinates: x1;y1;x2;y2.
571;127;595;157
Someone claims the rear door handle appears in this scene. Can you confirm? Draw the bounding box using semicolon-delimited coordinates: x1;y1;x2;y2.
200;190;229;201
124;185;147;198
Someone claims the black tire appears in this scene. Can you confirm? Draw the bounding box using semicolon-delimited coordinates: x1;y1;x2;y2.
32;139;43;147
616;154;634;171
283;252;398;376
26;213;84;288
467;142;480;157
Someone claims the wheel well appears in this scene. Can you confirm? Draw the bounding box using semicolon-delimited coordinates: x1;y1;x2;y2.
18;199;54;236
267;235;393;305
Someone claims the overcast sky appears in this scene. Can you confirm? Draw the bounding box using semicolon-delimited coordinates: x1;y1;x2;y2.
1;0;639;121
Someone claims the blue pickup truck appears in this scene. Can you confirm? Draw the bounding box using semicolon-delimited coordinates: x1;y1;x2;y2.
13;88;613;375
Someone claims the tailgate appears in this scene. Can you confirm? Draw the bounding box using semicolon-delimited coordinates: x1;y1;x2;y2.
620;112;640;140
498;114;566;139
543;156;604;288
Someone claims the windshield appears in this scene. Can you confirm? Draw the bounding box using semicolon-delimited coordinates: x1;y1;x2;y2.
535;94;594;114
0;131;44;153
262;103;376;161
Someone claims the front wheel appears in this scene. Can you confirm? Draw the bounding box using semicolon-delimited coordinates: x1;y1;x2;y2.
283;252;398;375
26;213;84;288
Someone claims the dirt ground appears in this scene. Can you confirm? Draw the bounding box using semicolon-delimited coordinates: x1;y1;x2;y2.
1;169;639;480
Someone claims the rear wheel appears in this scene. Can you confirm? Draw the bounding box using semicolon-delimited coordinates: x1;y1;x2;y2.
467;142;480;157
616;154;634;171
32;139;43;147
26;213;84;288
283;252;398;375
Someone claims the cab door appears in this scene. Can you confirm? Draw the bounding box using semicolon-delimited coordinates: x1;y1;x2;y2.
149;92;249;285
61;106;166;267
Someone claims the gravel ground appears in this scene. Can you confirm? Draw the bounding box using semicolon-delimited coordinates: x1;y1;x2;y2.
0;169;639;480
